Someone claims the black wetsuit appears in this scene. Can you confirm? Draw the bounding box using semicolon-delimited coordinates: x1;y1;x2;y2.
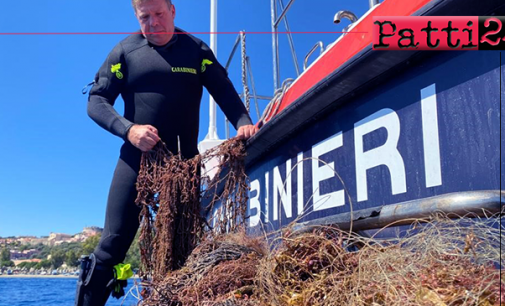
87;27;252;268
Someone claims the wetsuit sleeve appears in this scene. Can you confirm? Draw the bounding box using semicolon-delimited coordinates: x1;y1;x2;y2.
87;43;134;140
199;41;253;130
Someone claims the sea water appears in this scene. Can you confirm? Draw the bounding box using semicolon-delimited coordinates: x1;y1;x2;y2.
0;277;141;306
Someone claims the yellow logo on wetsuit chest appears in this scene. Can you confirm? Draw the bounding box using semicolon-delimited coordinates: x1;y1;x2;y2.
171;67;197;74
201;59;213;73
111;63;123;79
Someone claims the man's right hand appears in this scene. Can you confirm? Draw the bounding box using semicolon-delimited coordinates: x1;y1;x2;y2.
127;124;160;152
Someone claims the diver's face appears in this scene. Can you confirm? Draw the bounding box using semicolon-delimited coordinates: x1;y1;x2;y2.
135;0;176;46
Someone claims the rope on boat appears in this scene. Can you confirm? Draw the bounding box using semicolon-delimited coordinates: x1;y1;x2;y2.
258;78;294;127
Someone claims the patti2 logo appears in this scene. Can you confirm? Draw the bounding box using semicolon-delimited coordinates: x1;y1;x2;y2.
372;16;505;50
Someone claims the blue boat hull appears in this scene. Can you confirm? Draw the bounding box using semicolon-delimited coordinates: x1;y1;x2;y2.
244;50;503;232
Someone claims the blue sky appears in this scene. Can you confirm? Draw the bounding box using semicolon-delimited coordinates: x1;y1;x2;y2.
0;0;369;237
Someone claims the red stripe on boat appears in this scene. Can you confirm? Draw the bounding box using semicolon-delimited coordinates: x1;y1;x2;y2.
269;0;433;121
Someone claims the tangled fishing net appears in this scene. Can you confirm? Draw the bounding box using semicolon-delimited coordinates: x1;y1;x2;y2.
255;216;503;306
141;231;265;306
135;138;249;282
133;138;503;306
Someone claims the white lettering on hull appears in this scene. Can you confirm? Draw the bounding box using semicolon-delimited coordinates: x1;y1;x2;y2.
247;85;442;225
312;132;345;210
265;171;269;223
355;108;406;202
249;179;261;227
273;159;292;220
297;152;304;216
421;84;442;188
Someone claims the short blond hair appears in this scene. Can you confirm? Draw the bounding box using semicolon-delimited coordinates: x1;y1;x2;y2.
132;0;172;10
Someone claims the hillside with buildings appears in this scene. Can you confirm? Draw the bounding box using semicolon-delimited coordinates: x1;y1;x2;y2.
0;226;103;247
0;226;140;276
0;227;104;276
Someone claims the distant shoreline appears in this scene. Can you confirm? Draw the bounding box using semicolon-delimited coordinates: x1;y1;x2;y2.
0;274;142;280
0;274;78;279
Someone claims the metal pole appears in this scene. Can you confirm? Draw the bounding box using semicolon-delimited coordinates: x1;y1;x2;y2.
271;0;280;91
274;0;296;28
206;0;219;140
292;190;504;233
224;34;241;71
369;0;380;9
225;118;230;139
278;0;300;77
254;95;274;101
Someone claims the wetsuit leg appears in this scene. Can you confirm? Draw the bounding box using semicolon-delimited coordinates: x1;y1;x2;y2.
76;144;142;306
94;152;142;266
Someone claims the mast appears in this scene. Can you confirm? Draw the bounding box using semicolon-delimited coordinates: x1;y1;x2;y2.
204;0;220;140
198;0;223;178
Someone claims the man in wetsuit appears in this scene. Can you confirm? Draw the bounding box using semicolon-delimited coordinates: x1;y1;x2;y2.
75;0;258;305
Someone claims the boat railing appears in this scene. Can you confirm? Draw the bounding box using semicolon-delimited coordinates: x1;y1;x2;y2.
303;41;324;71
291;191;505;233
369;0;380;9
271;0;380;91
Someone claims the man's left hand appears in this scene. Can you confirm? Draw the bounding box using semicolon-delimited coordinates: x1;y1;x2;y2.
236;125;259;140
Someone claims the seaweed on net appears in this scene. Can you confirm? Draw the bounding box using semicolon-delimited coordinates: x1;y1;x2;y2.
133;214;503;306
135;138;250;290
142;231;267;306
199;139;249;235
133;137;503;306
254;215;504;306
135;143;201;280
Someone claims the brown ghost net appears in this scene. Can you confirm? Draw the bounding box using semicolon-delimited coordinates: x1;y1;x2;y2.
134;138;250;284
133;138;503;306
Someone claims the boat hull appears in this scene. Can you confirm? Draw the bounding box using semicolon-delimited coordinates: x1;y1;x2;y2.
244;50;503;232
